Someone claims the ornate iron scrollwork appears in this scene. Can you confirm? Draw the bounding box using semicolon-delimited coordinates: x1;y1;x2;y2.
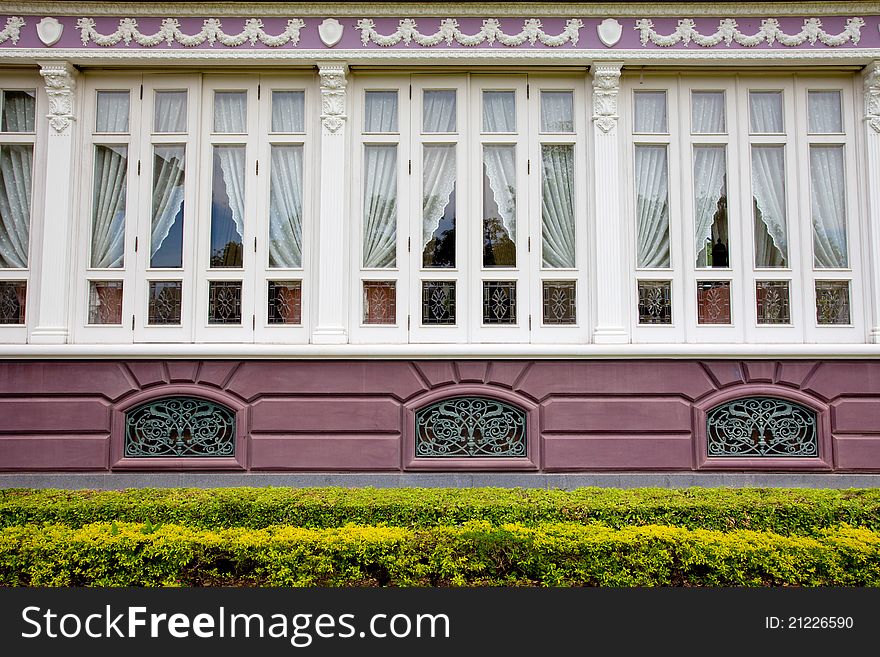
707;396;818;458
415;396;527;458
125;397;236;458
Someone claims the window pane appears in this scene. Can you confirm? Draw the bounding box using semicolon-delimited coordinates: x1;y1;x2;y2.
810;145;848;268
541;91;574;133
756;281;790;324
542;281;576;325
269;145;304;268
208;281;242;324
96;91;130;132
90;145;128;269
691;91;725;133
634;91;667;133
638;280;672;324
364;91;397;132
483;145;516;267
693;146;728;268
752;146;788;268
634;145;670;268
697;281;731;325
363;145;397;268
268;280;302;325
815;280;850;325
422;281;456;325
482;91;515;132
541;145;575;268
0;280;25;324
422;144;456;268
154;91;187;133
1;90;35;132
749;91;783;133
363;281;396;325
148;281;182;325
423;90;456;133
808;91;842;133
483;281;516;324
210;146;245;268
150;145;185;268
0;144;33;268
213;91;247;133
88;280;123;324
271;91;305;133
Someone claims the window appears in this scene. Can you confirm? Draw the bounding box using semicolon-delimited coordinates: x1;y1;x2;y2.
76;73;314;343
351;73;587;344
706;396;818;458
415;396;527;458
125;396;236;457
627;73;862;343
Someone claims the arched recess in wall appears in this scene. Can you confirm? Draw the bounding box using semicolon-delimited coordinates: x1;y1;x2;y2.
110;385;248;471
403;385;540;471
693;385;833;471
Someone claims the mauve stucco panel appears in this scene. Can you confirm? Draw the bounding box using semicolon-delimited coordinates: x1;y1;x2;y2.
543;435;693;470
804;362;880;400
456;362;488;383
743;361;776;383
832;399;880;434
702;362;745;388
776;362;818;388
196;361;239;388
167;361;199;383
486;361;529;389
542;398;692;433
833;436;880;470
0;400;110;433
0;363;136;400
249;435;400;470
126;362;167;388
413;362;457;388
0;436;109;470
250;398;400;433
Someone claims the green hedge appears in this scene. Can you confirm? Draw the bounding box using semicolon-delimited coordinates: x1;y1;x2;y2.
1;521;877;587
1;487;878;535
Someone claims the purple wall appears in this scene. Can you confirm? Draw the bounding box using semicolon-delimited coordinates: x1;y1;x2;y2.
0;359;878;472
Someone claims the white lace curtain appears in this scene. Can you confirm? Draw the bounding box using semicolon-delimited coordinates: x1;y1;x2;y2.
2;91;35;132
483;145;516;242
635;145;670;268
213;93;248;241
363;145;397;268
693;146;727;264
90;144;128;268
808;91;842;134
272;91;305;133
154;91;187;133
0;144;33;268
810;146;848;268
269;145;304;268
423;90;456;133
541;144;575;268
751;145;788;267
482;91;515;132
749;92;784;133
150;145;185;266
692;91;725;134
96;91;129;132
541;91;573;133
422;145;456;250
634;91;667;133
365;92;398;133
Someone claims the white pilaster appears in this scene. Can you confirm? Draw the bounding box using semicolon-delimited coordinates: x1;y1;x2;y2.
30;61;78;344
590;61;629;344
864;62;880;343
312;61;349;344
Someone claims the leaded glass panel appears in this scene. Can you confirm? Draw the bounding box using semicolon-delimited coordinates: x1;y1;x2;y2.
707;397;818;457
0;280;25;324
88;280;123;325
268;280;302;325
697;281;731;325
815;281;850;325
483;281;516;324
542;281;576;325
208;281;241;324
363;281;396;325
756;281;790;324
415;396;527;458
422;281;455;325
125;396;235;458
148;281;182;325
637;280;671;324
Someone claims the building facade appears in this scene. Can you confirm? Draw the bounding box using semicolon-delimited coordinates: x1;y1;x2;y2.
1;2;880;476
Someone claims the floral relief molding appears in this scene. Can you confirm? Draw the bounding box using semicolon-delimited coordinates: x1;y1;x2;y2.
635;17;864;47
356;18;583;47
76;16;305;47
0;15;23;44
865;62;880;133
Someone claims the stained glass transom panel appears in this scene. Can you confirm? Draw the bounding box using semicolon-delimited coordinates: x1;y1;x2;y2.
415;396;527;458
125;396;235;458
707;396;818;458
0;281;25;324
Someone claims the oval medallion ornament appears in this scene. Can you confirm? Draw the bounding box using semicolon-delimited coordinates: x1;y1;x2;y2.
319;18;344;47
597;18;622;47
37;17;63;46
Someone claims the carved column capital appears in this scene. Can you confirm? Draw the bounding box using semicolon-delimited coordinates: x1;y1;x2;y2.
318;61;348;135
591;61;623;134
38;61;78;135
864;61;880;134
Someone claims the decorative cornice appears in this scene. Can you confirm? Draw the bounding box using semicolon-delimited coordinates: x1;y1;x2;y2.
636;17;865;48
865;61;880;133
76;17;305;47
591;61;622;133
0;14;22;44
356;18;583;47
318;62;347;134
38;60;77;134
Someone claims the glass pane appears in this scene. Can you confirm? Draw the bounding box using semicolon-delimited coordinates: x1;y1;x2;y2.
808;91;842;133
816;281;850;325
148;281;182;325
213;91;247;133
756;281;791;324
210;146;245;268
363;145;397;268
363;281;396;325
364;91;398;132
810;145;848;268
268;280;302;325
208;281;242;324
154;91;187;133
0;280;25;324
271;91;305;133
697;281;731;325
752;146;788;268
542;281;576;325
637;280;671;324
634;91;667;133
96;91;130;132
269;145;304;268
749;91;784;133
1;90;35;132
634;145;670;268
422;281;456;325
422;144;456;268
694;146;729;268
541;144;575;268
0;144;33;268
482;91;515;132
541;91;574;133
691;91;725;133
423;90;456;133
483;145;516;267
483;281;517;324
88;280;122;324
150;145;185;268
90;145;128;269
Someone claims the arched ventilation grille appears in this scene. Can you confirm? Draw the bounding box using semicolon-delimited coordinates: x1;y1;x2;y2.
415;396;527;458
125;397;235;458
706;396;818;458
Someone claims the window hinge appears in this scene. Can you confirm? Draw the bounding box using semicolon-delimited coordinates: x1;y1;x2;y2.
408;159;412;175
527;159;530;175
131;315;135;330
134;236;138;252
407;314;411;330
254;236;257;252
409;84;412;100
139;84;143;100
407;236;411;253
252;314;256;330
255;160;259;176
527;236;530;252
137;159;141;176
526;84;530;99
529;315;532;330
257;84;261;100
